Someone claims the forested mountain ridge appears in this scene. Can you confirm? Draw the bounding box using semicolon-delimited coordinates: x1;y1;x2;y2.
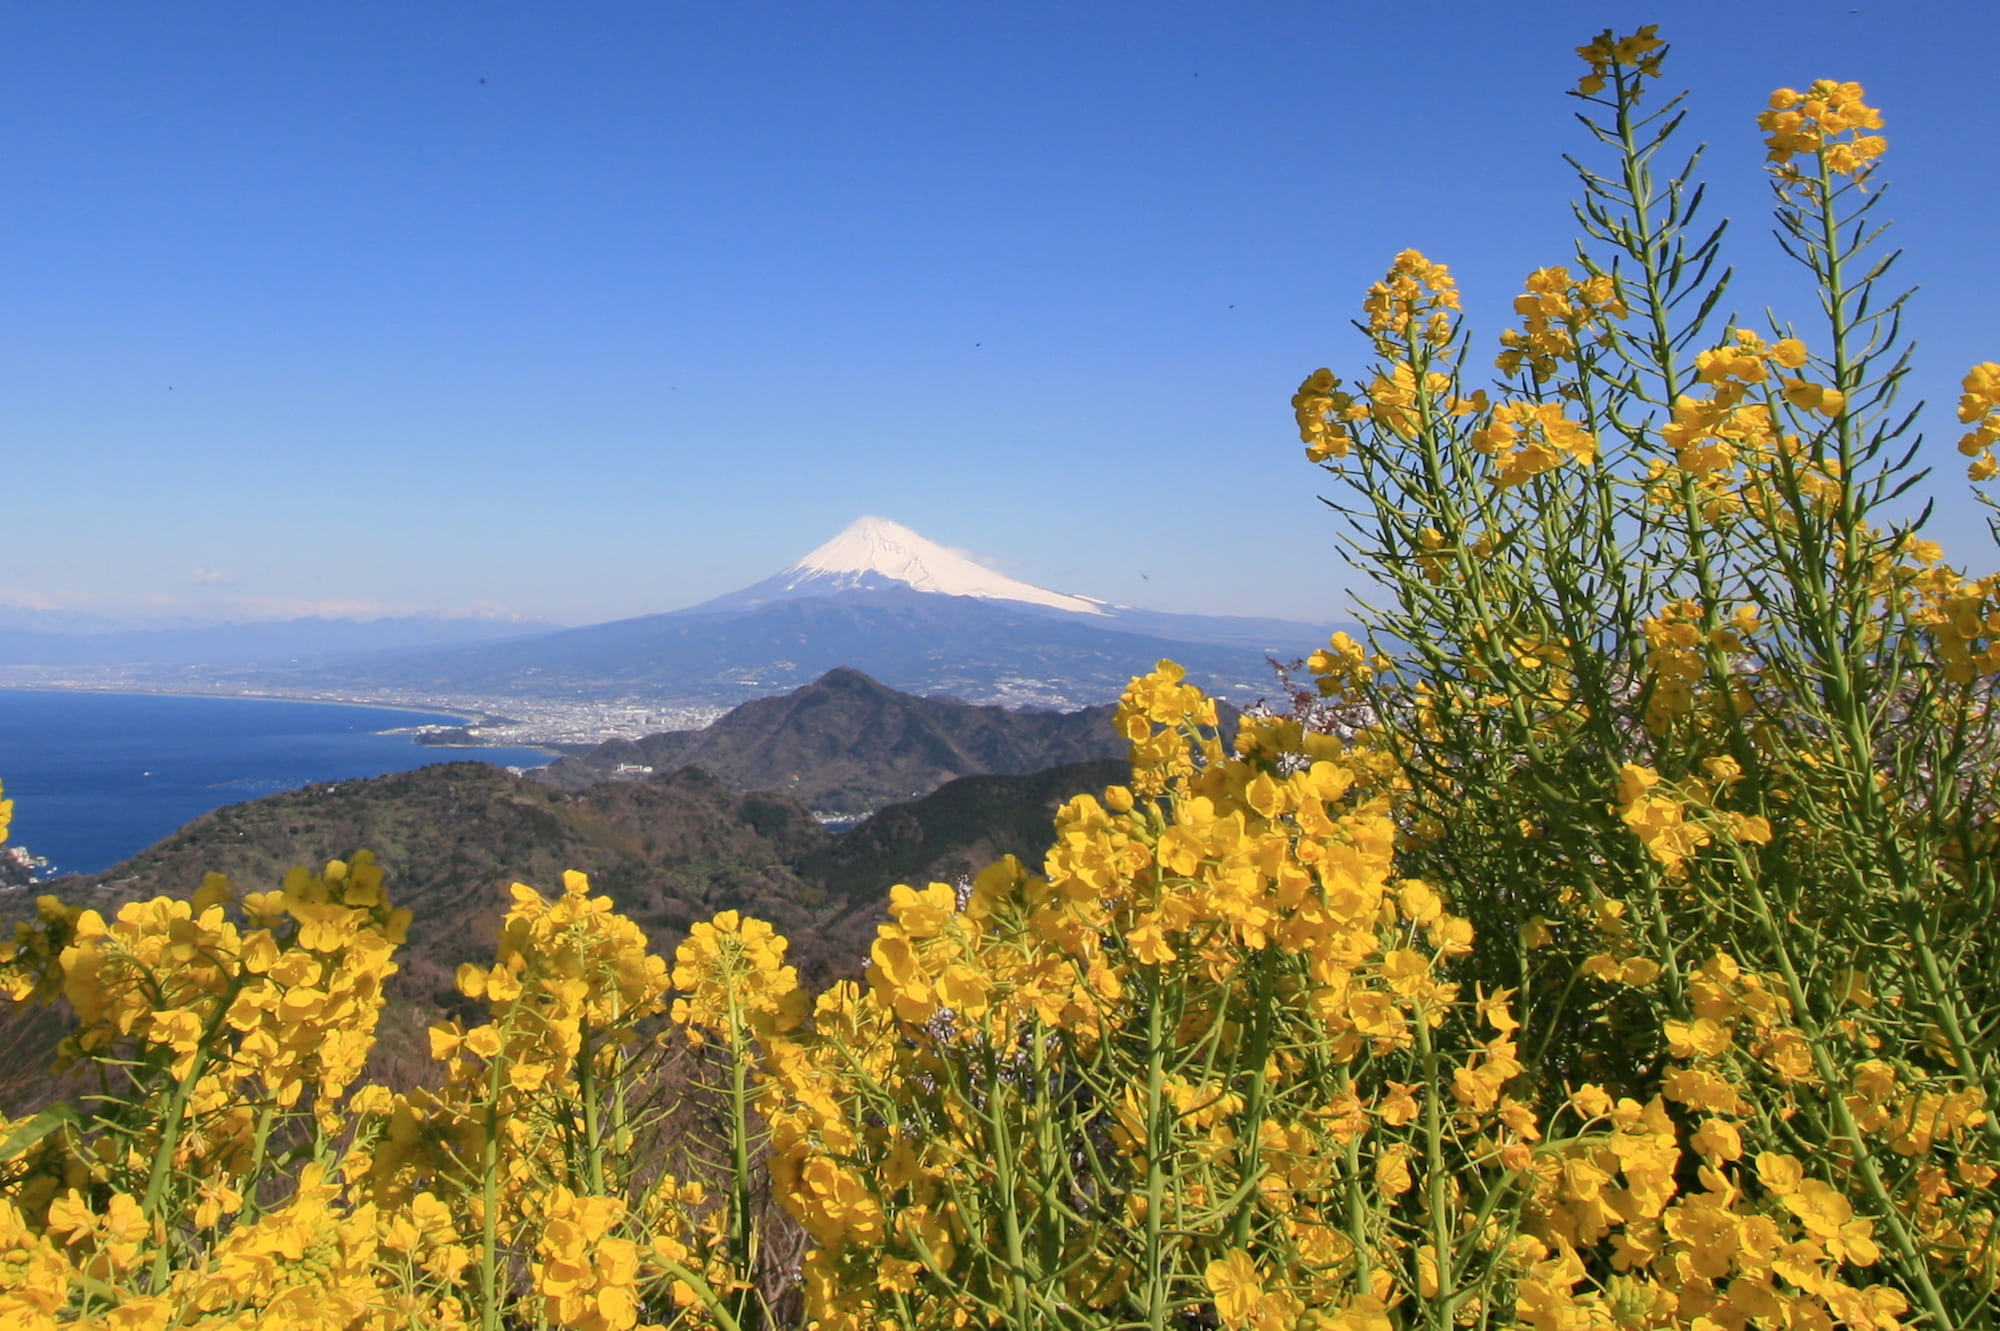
534;666;1129;810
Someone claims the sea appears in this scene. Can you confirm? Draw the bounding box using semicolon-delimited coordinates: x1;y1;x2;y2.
0;689;552;878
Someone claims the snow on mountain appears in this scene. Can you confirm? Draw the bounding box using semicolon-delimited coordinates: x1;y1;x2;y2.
700;516;1107;616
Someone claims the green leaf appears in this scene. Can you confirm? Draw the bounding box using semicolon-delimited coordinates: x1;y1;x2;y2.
0;1102;78;1162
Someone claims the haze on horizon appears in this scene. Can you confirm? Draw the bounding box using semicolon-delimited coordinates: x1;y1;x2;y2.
3;1;1994;630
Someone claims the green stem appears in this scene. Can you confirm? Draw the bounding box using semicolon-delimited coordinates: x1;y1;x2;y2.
479;1000;524;1331
1413;1002;1452;1329
1228;956;1275;1248
1142;969;1171;1331
723;985;761;1331
1339;1068;1373;1301
985;1040;1034;1331
142;1039;210;1291
240;1097;279;1221
577;1020;606;1196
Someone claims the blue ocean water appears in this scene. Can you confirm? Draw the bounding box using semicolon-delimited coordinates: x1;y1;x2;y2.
0;690;552;877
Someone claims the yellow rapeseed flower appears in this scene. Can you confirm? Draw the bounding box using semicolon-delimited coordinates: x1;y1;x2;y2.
1361;250;1459;352
1469;400;1596;488
1204;1248;1264;1330
1293;367;1360;461
1759;80;1885;179
1956;361;2000;479
1573;26;1665;98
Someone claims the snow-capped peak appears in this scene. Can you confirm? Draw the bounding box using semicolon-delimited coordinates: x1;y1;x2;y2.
780;516;1105;615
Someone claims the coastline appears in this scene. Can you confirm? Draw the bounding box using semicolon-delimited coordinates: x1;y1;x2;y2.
0;681;484;727
0;679;490;731
0;683;581;760
0;689;569;880
0;675;723;751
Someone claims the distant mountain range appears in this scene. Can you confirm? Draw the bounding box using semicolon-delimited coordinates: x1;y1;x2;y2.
0;518;1344;714
237;517;1344;710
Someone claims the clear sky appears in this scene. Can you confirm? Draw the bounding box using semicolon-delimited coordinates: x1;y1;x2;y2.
3;1;1993;627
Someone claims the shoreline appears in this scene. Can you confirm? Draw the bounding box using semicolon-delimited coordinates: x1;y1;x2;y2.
0;678;723;752
0;682;577;757
0;690;569;881
0;681;488;730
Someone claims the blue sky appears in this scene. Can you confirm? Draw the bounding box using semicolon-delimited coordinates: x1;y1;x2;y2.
2;1;1993;626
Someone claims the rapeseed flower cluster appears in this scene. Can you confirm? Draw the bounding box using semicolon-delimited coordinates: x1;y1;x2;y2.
1470;401;1595;489
1636;598;1757;733
670;910;802;1044
1759;80;1887;180
533;1188;644;1331
756;658;1979;1330
1909;566;2000;684
1290;368;1361;463
1495;265;1627;381
1956;362;2000;481
1573;25;1664;98
1361;250;1458;354
1660;332;1793;476
1303;630;1378;701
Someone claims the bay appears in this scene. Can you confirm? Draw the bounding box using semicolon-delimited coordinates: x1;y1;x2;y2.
0;689;551;877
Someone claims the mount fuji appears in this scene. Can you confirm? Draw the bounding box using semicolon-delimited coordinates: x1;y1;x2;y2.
695;516;1111;617
263;517;1344;712
692;517;1336;652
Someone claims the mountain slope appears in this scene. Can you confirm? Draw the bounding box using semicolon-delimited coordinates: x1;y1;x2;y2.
257;587;1302;710
534;667;1128;810
793;758;1131;901
20;762;858;1100
73;761;847;980
4;751;1136;1107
